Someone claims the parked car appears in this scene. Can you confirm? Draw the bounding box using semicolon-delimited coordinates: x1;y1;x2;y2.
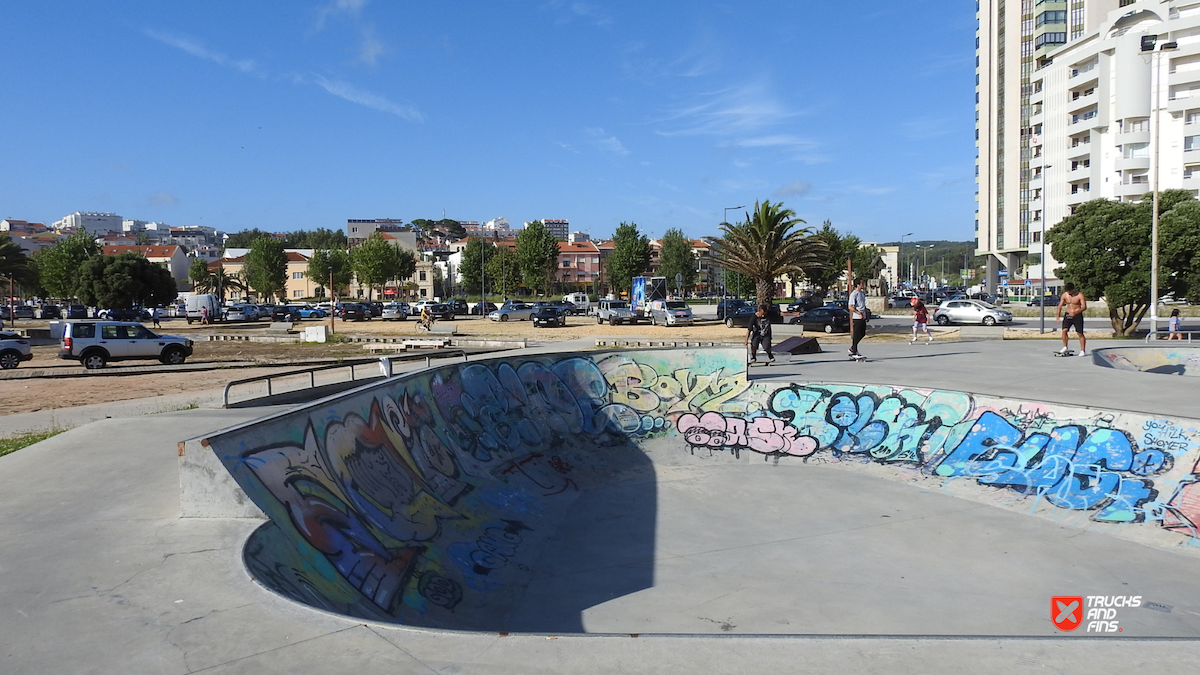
39;305;62;319
823;300;873;321
1;305;36;320
470;301;498;316
58;321;193;369
535;300;578;315
185;294;222;324
425;303;455;321
66;304;89;319
531;306;568;327
271;306;303;322
488;301;536;322
723;303;781;328
789;307;851;333
0;330;33;369
786;296;823;313
934;299;1014;326
97;308;151;322
381;303;409;321
1027;295;1056;307
224;305;258;322
338;303;371;321
448;299;469;315
649;300;694;326
562;292;591;314
716;298;752;320
595;299;636;325
297;305;326;318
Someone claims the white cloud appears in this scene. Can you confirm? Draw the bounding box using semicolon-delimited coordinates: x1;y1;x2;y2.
776;180;811;197
585;128;630;156
358;25;385;65
143;29;263;77
312;76;424;121
313;0;369;31
543;0;613;26
148;190;179;206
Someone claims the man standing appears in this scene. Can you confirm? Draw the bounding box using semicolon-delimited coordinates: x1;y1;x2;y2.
1056;282;1088;356
745;304;774;363
849;278;868;359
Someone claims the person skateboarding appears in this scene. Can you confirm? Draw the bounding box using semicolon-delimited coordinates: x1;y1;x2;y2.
848;278;868;359
745;304;775;364
910;297;933;343
1056;282;1087;356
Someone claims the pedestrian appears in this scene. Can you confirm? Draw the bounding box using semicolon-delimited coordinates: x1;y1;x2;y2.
910;297;933;343
1168;308;1183;340
745;304;774;363
849;278;868;358
1055;282;1088;356
151;307;161;328
200;306;209;325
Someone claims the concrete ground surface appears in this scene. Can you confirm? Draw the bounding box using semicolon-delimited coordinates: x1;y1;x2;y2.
3;339;1200;673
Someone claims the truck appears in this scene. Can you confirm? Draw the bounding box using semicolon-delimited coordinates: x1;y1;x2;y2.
630;276;666;321
185;294;222;324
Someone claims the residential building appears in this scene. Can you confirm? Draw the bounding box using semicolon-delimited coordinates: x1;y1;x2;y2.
1;219;48;235
648;238;717;295
555;241;602;290
346;218;410;247
102;245;190;288
976;0;1125;292
215;251;314;301
53;211;123;235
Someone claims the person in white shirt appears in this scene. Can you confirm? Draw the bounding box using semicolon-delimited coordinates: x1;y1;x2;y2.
848;278;868;357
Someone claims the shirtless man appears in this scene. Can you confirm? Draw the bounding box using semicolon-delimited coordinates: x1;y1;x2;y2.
1055;282;1087;356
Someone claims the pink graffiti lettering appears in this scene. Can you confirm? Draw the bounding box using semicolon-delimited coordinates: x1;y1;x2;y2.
677;411;816;457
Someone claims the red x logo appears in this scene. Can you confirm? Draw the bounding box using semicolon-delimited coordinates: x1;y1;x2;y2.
1052;596;1084;631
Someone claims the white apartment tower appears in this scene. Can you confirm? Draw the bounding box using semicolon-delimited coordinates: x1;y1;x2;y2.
976;0;1126;291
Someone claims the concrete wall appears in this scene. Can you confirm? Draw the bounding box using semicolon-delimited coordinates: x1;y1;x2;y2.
184;347;1200;629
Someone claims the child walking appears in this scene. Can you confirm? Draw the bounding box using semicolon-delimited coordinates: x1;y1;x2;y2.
910;297;933;343
1169;308;1183;340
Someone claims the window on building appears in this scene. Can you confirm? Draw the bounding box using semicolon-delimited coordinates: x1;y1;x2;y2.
294;290;303;297
1035;32;1067;48
420;288;427;297
1036;10;1067;27
1188;111;1200;125
1187;136;1200;151
292;271;304;279
419;271;427;281
1124;118;1150;132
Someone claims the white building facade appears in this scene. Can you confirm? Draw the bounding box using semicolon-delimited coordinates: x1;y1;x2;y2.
53;211;123;235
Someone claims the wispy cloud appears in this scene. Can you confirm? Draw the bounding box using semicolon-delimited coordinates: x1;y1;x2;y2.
143;29;263;77
357;25;385;65
148;190;179;206
313;0;369;31
312;0;388;66
585;128;630;156
776;180;811;197
312;76;424;121
543;0;613;26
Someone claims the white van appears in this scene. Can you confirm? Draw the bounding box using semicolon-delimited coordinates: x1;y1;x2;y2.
185;294;222;324
563;293;591;315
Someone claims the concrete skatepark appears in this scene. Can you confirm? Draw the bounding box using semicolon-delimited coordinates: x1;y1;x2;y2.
5;338;1200;673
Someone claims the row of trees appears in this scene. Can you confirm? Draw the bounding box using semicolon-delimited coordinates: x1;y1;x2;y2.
459;220;562;296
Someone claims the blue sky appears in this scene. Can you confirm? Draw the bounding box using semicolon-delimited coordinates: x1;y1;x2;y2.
1;1;978;243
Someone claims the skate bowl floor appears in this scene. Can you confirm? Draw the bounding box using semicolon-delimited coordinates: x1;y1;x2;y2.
191;347;1200;637
1096;346;1200;376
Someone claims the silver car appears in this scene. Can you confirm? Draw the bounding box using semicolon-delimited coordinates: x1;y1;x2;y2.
0;330;33;369
381;302;409;321
649;300;694;326
488;301;536;322
933;299;1014;326
225;304;258;322
595;299;635;325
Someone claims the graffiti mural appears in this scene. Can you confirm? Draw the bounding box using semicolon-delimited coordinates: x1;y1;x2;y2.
204;347;1200;631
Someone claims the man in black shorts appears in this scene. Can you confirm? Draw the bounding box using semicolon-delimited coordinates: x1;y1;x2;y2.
1056;282;1087;356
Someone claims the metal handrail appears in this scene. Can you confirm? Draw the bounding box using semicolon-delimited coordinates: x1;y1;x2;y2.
1144;331;1197;343
222;349;468;407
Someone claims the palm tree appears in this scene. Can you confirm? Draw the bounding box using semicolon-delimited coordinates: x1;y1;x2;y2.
195;264;246;302
0;233;39;289
713;200;828;308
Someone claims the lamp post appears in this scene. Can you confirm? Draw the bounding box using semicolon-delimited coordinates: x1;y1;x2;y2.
722;205;744;299
919;244;933;289
899;232;914;289
1150;38;1178;339
1039;164;1052;334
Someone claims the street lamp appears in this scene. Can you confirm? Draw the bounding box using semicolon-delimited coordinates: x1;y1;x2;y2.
1039;164;1052;334
919;244;934;288
899;232;914;289
721;205;744;299
1150;37;1178;338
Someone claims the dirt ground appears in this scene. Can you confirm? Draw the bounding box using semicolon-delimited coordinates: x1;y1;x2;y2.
0;316;927;417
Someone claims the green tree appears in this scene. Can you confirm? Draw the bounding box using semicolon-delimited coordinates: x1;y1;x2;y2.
605;222;653;294
350;233;406;300
189;257;212;291
713;200;828;307
806;220;857;292
485;246;522;296
284;228;348;249
307;249;354;298
459;238;496;294
202;266;246;302
658;228;697;294
243;237;289;302
516;220;560;294
223;228;276;248
33;228;99;299
723;269;754;298
77;252;177;309
0;234;39;290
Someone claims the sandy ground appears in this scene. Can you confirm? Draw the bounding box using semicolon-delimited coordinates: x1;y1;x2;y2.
0;315;936;417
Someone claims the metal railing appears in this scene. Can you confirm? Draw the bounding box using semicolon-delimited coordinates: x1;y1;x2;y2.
222;350;468;407
1144;331;1198;343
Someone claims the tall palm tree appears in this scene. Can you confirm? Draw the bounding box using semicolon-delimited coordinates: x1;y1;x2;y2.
195;265;246;302
713;200;828;308
0;233;39;289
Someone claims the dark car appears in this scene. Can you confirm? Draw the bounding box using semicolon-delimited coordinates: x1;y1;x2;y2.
449;299;468;315
66;304;89;319
789;307;851;333
40;305;62;319
1028;295;1056;306
823;300;873;321
338;303;370;321
470;301;498;315
531;306;568;327
534;300;577;315
97;308;151;321
426;303;455;321
786;296;823;313
1;305;36;320
724;303;783;328
716;298;752;320
365;302;384;318
271;305;302;322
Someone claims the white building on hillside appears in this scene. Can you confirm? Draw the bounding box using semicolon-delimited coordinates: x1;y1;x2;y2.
53;212;122;235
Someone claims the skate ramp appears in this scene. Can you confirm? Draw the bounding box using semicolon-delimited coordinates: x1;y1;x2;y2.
199;347;1200;635
1096;346;1200;376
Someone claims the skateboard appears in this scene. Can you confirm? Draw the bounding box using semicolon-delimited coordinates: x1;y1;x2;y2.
1053;350;1075;357
849;354;867;363
747;344;775;366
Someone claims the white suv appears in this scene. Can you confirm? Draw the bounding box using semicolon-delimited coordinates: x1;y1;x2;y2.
0;330;33;369
58;321;194;369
